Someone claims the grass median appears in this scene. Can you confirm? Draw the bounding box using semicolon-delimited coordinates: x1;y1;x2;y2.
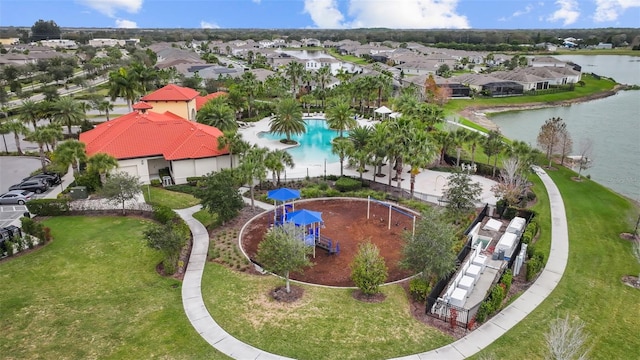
143;185;200;209
0;216;224;359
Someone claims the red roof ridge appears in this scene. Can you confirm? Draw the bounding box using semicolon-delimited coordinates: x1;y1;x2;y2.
141;84;200;102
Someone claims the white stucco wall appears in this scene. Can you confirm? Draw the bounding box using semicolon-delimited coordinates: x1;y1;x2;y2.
117;158;150;184
171;155;230;184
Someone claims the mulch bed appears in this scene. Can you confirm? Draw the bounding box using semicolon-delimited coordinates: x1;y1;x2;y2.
241;198;415;287
270;285;304;302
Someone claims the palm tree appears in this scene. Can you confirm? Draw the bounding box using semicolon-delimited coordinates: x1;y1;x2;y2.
265;149;294;185
54;140;87;176
431;130;455;166
331;137;353;177
4;120;28;155
96;100;114;121
269;98;305;143
27;127;53;172
39;124;63;151
299;94;314;116
129;62;157;94
19;99;41;129
452;129;467;167
368;121;390;179
464;130;484;168
0;122;9;153
239;71;261;118
315;65;332;109
108;67;139;111
239;145;269;210
404;126;437;197
348;126;372;180
483;130;504;177
217;130;249;169
53;97;85;135
325;99;356;139
87;152;119;184
197;101;237;132
284;61;305;99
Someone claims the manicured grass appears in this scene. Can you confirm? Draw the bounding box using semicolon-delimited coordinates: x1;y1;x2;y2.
193;208;218;229
201;264;454;359
0;216;224;359
444;74;617;113
473;166;640;359
327;49;371;65
143;185;200;209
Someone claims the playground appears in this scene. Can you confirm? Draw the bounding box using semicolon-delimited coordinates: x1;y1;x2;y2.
240;198;416;287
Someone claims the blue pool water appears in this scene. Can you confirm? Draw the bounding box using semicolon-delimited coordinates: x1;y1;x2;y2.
258;119;343;164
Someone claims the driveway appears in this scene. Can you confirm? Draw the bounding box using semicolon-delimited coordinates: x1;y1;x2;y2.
0;156;43;193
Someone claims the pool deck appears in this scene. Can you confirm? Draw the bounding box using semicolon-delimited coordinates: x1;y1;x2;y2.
239;115;498;206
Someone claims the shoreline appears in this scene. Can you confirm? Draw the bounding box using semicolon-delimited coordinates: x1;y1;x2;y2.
457;84;631;132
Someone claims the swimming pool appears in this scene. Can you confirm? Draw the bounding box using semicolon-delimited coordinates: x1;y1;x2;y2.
258;119;343;165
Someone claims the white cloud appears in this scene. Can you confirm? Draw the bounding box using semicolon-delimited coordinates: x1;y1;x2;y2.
303;0;346;28
594;0;640;22
200;20;220;29
499;3;535;21
77;0;143;17
252;0;262;3
304;0;469;29
115;19;137;28
347;0;470;29
546;0;580;25
513;4;534;17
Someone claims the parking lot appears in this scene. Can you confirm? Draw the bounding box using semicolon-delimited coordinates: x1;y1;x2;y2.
0;204;30;228
0;156;50;228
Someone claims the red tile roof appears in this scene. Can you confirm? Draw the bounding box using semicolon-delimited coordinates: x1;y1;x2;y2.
140;84;200;102
195;91;228;110
132;101;153;110
80;110;228;160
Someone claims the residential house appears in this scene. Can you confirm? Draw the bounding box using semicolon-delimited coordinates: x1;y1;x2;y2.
39;39;78;49
529;56;567;68
595;42;613;49
79;103;231;185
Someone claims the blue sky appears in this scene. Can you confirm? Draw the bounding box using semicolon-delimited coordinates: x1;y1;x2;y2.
0;0;638;29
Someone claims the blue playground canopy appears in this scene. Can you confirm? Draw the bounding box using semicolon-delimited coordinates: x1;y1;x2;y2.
286;209;323;226
267;188;300;202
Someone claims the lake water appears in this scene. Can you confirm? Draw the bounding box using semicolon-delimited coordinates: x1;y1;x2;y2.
278;50;333;60
491;55;640;200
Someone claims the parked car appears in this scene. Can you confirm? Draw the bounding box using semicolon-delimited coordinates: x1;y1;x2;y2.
22;172;61;186
0;190;34;205
9;179;49;194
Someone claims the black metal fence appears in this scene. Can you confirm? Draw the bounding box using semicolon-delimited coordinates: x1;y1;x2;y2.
425;204;489;328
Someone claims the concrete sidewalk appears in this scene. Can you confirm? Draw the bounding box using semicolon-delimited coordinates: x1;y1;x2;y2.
180;166;568;359
176;205;292;360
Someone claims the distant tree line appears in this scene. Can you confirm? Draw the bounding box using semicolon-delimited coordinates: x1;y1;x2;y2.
1;23;639;49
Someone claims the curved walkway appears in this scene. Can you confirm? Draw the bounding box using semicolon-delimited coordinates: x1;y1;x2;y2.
177;165;569;359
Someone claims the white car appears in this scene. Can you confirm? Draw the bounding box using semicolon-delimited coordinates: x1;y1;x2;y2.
0;190;34;205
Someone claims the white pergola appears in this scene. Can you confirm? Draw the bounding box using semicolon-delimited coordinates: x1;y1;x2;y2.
374;105;392;121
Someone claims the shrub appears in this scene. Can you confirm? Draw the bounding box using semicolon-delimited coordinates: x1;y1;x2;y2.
350;242;388;295
503;206;518;220
325;188;341;197
25;199;70;216
163;256;177;275
43;227;52;243
500;269;513;293
409;277;430;303
326;175;339;181
186;177;203;186
165;184;200;196
318;181;329;191
335;177;362;192
150;179;161;187
152;205;178;224
6;241;15;256
20;217;36;236
74;170;101;192
300;186;322;198
490;284;506;310
476;300;493;323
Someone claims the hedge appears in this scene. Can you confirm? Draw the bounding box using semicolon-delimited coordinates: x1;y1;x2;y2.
335;177;362;192
26;198;71;216
526;246;546;281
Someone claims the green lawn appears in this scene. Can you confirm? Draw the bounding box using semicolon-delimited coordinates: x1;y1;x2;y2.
0;216;224;359
444;73;617;113
474;166;640;359
143;185;200;209
201;264;453;360
327;49;371;65
193;208;218;229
